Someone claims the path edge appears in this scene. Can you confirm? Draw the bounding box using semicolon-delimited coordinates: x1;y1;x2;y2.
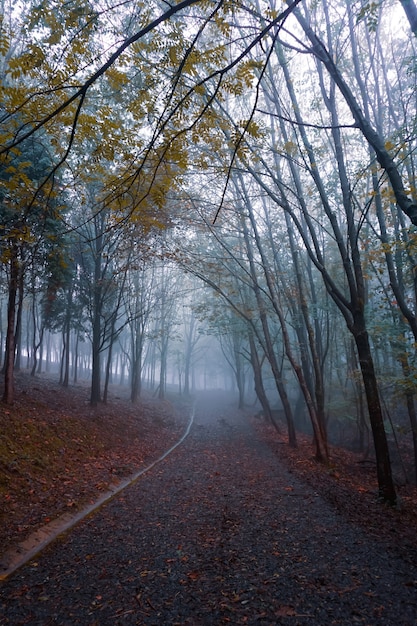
0;403;195;582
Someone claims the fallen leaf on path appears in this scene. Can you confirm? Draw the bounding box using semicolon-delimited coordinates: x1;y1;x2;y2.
275;605;297;617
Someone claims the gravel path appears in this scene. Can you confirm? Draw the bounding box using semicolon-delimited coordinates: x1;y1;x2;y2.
0;393;416;625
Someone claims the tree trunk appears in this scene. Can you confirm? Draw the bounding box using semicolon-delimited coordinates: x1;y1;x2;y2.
261;66;328;444
293;5;417;225
37;337;43;374
90;222;104;406
405;392;417;485
158;339;168;400
130;333;143;402
62;319;71;387
3;249;18;404
232;332;245;409
13;265;24;372
130;360;140;402
353;315;396;504
31;327;44;377
275;295;329;462
248;331;278;431
103;315;117;403
399;0;417;36
184;349;191;396
237;199;297;446
90;313;101;405
397;331;417;484
73;333;79;383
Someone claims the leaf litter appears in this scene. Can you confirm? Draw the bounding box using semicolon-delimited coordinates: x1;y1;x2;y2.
0;383;416;624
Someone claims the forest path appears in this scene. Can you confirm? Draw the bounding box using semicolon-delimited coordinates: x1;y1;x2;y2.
0;392;416;625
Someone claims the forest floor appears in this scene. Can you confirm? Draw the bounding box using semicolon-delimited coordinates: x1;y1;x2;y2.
1;374;417;624
0;373;190;559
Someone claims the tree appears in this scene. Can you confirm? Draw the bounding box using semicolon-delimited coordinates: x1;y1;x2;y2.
125;259;159;403
243;0;400;502
399;0;417;37
0;0;415;503
0;134;65;402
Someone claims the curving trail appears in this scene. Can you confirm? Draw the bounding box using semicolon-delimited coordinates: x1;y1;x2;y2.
0;392;416;625
0;401;196;582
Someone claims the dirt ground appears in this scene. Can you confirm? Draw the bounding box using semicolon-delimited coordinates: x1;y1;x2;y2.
0;373;190;557
1;374;417;565
0;389;416;624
